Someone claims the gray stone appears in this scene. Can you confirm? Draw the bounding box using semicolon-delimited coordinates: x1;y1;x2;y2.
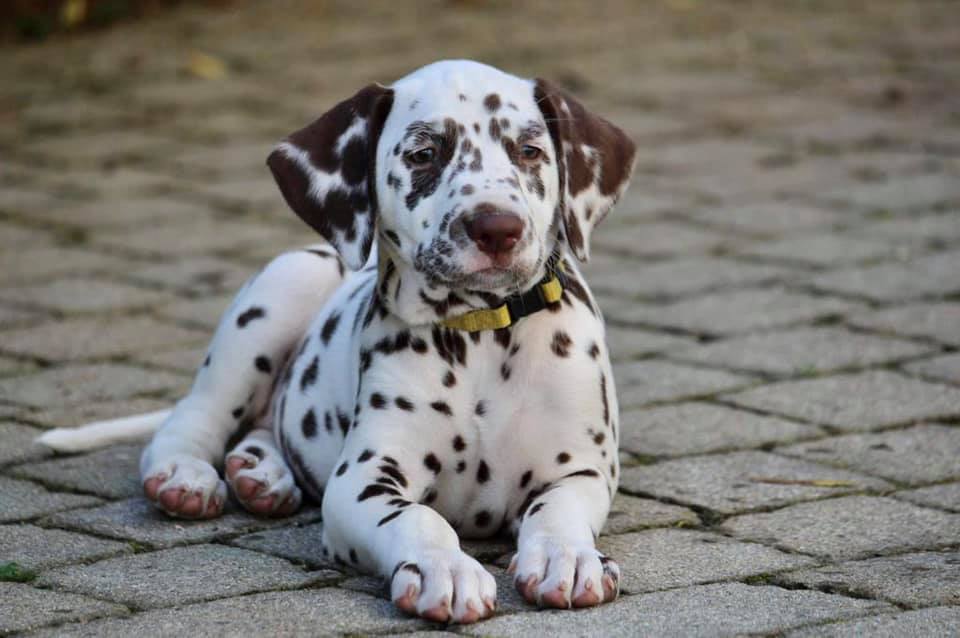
787;607;960;638
0;523;130;571
614;361;755;408
602;493;699;534
0;421;51;466
672;327;931;376
23;131;176;165
817;174;960;211
858;213;960;245
599;528;815;594
472;582;892;638
688;201;845;235
31;196;215;228
589;257;794;300
155;293;234;329
893;482;960;513
623;287;863;336
0;278;176;314
604;325;695;362
848;301;960;345
0;364;185;408
0;303;46;328
777;424;960;486
125;256;253;296
42;497;323;548
93;218;298;258
0;582;127;635
23;397;169;430
10;444;143;499
0;476;101;523
230;522;331;569
32;588;431;637
776;551;960;608
904;352;960;384
620;451;891;514
810;250;960;302
133;345;206;373
620;402;821;458
735;233;896;266
724;371;960;431
0;317;205;362
36;544;326;610
0;246;130;286
722;496;960;560
592;221;735;257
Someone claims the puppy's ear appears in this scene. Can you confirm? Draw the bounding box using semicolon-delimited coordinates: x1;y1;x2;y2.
268;84;394;270
535;79;636;262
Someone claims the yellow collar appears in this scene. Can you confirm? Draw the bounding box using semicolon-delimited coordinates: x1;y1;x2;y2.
439;274;563;331
377;248;564;332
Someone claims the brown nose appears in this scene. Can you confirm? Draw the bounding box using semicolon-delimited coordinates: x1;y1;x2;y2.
464;212;524;256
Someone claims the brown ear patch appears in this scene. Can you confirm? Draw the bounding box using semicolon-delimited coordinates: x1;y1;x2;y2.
535;78;636;261
267;84;394;270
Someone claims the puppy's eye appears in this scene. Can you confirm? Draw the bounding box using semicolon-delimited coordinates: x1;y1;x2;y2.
520;144;542;161
407;147;437;165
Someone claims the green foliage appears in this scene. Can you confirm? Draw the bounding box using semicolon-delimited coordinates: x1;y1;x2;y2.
0;562;37;583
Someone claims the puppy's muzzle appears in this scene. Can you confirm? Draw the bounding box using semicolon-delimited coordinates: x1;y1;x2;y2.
463;203;525;260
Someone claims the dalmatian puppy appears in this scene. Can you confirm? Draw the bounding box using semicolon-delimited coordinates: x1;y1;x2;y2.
40;60;635;624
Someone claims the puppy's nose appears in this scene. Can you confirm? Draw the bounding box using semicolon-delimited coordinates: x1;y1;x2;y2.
464;208;524;256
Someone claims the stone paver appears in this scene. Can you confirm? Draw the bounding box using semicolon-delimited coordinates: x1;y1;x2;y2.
620;451;891;514
0;421;51;466
471;583;894;638
0;523;130;571
602;493;700;534
623;287;863;336
777;424;960;486
724;370;960;431
722;496;960;560
598;528;815;594
42;498;323;548
0;582;127;636
26;588;430;637
787;606;960;638
735;233;897;267
0;364;185;408
809;250;960;302
0;476;101;523
36;544;329;610
672;326;930;376
0;316;205;362
904;352;960;385
604;325;695;361
847;301;960;346
2;1;960;634
614;360;756;407
620;402;821;458
775;551;960;608
0;278;176;314
893;482;960;513
10;444;143;499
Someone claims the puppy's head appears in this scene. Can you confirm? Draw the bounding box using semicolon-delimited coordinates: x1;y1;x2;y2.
268;60;635;292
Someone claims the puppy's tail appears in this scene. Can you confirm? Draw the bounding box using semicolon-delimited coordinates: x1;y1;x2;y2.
35;409;171;453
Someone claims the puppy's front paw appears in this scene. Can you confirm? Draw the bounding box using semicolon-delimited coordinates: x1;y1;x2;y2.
225;447;301;517
142;455;226;520
390;550;497;624
510;537;619;608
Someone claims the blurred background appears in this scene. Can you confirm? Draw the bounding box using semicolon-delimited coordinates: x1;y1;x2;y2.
1;3;959;634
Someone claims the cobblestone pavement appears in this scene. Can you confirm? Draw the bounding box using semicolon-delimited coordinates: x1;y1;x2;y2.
2;1;959;635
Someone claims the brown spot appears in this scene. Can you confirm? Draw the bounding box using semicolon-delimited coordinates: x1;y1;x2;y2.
483;93;501;112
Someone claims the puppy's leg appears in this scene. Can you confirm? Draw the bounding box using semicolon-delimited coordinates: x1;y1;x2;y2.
141;246;344;519
322;450;497;624
511;472;619;608
224;427;301;517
